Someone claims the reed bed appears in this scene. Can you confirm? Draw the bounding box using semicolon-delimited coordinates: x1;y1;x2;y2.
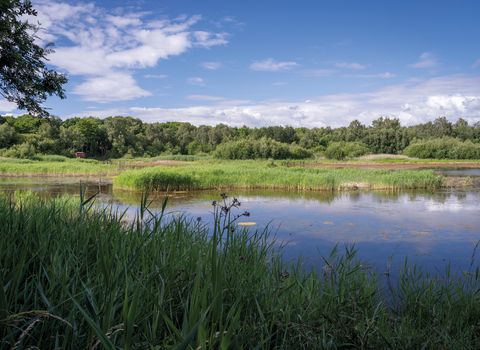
114;162;444;191
1;190;480;349
0;158;120;176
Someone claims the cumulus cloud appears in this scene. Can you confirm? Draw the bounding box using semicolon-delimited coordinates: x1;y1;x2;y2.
250;58;299;71
344;72;396;78
72;72;152;102
187;77;205;86
70;74;480;128
30;0;229;102
335;62;366;69
409;52;439;69
200;62;221;70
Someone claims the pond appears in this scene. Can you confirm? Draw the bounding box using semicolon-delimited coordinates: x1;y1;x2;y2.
1;173;480;275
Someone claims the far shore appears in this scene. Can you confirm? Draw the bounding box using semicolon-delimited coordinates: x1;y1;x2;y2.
1;156;479;191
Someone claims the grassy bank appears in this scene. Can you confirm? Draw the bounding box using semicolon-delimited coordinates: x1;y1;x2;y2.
114;161;444;191
1;156;479;178
1;191;480;348
0;157;121;176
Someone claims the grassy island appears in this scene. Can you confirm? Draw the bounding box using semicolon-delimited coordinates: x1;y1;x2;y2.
113;161;444;191
1;191;480;349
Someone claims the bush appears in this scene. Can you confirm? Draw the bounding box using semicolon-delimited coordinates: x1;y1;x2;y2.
0;142;36;158
404;137;480;159
214;138;311;160
324;141;345;160
344;141;370;158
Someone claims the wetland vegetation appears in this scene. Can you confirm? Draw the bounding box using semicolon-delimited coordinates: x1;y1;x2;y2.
2;114;480;348
113;161;444;192
1;190;480;349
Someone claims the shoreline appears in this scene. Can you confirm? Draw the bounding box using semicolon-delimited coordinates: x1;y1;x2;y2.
290;162;480;170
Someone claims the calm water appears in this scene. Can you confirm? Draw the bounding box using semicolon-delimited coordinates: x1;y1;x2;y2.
1;173;480;274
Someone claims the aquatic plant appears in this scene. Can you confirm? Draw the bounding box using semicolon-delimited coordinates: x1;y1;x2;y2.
1;191;480;348
114;162;444;191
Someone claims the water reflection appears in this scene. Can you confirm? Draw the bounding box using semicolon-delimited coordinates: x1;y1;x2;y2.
1;177;479;274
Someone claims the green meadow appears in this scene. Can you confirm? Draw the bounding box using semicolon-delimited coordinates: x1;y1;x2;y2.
113;161;444;191
1;190;480;349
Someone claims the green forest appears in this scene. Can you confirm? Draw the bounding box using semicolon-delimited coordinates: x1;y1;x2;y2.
1;114;480;160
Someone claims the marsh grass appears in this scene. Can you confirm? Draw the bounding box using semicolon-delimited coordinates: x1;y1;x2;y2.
1;190;480;348
0;157;119;176
114;162;444;192
137;155;213;162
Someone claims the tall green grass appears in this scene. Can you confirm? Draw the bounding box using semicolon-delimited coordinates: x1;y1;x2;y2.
114;161;444;191
0;157;120;176
1;191;480;348
119;155;213;162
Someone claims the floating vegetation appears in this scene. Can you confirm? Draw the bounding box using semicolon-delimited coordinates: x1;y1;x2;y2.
237;222;257;226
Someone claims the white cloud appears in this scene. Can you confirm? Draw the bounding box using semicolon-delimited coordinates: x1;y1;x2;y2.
335;62;366;69
471;59;480;69
187;77;205;86
0;100;17;113
70;74;480;128
193;31;229;48
250;58;298;72
344;72;396;78
30;0;228;102
185;95;225;101
144;75;168;78
302;69;337;77
409;52;439;69
72;72;152;102
272;82;287;86
200;62;221;70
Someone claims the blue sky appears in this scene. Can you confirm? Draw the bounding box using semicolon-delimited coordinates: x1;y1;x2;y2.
2;0;480;128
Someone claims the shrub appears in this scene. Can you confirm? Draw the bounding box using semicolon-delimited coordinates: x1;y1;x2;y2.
214;138;311;160
404;137;480;159
324;141;345;160
0;142;36;158
344;141;370;158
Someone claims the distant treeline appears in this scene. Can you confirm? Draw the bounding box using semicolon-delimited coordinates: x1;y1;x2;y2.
1;114;480;159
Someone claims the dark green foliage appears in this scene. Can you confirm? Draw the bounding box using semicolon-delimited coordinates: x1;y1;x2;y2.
2;114;480;160
0;141;35;158
9;114;46;133
324;139;372;159
324;141;345;160
0;0;68;117
0;123;16;148
404;137;480;159
214;137;312;160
